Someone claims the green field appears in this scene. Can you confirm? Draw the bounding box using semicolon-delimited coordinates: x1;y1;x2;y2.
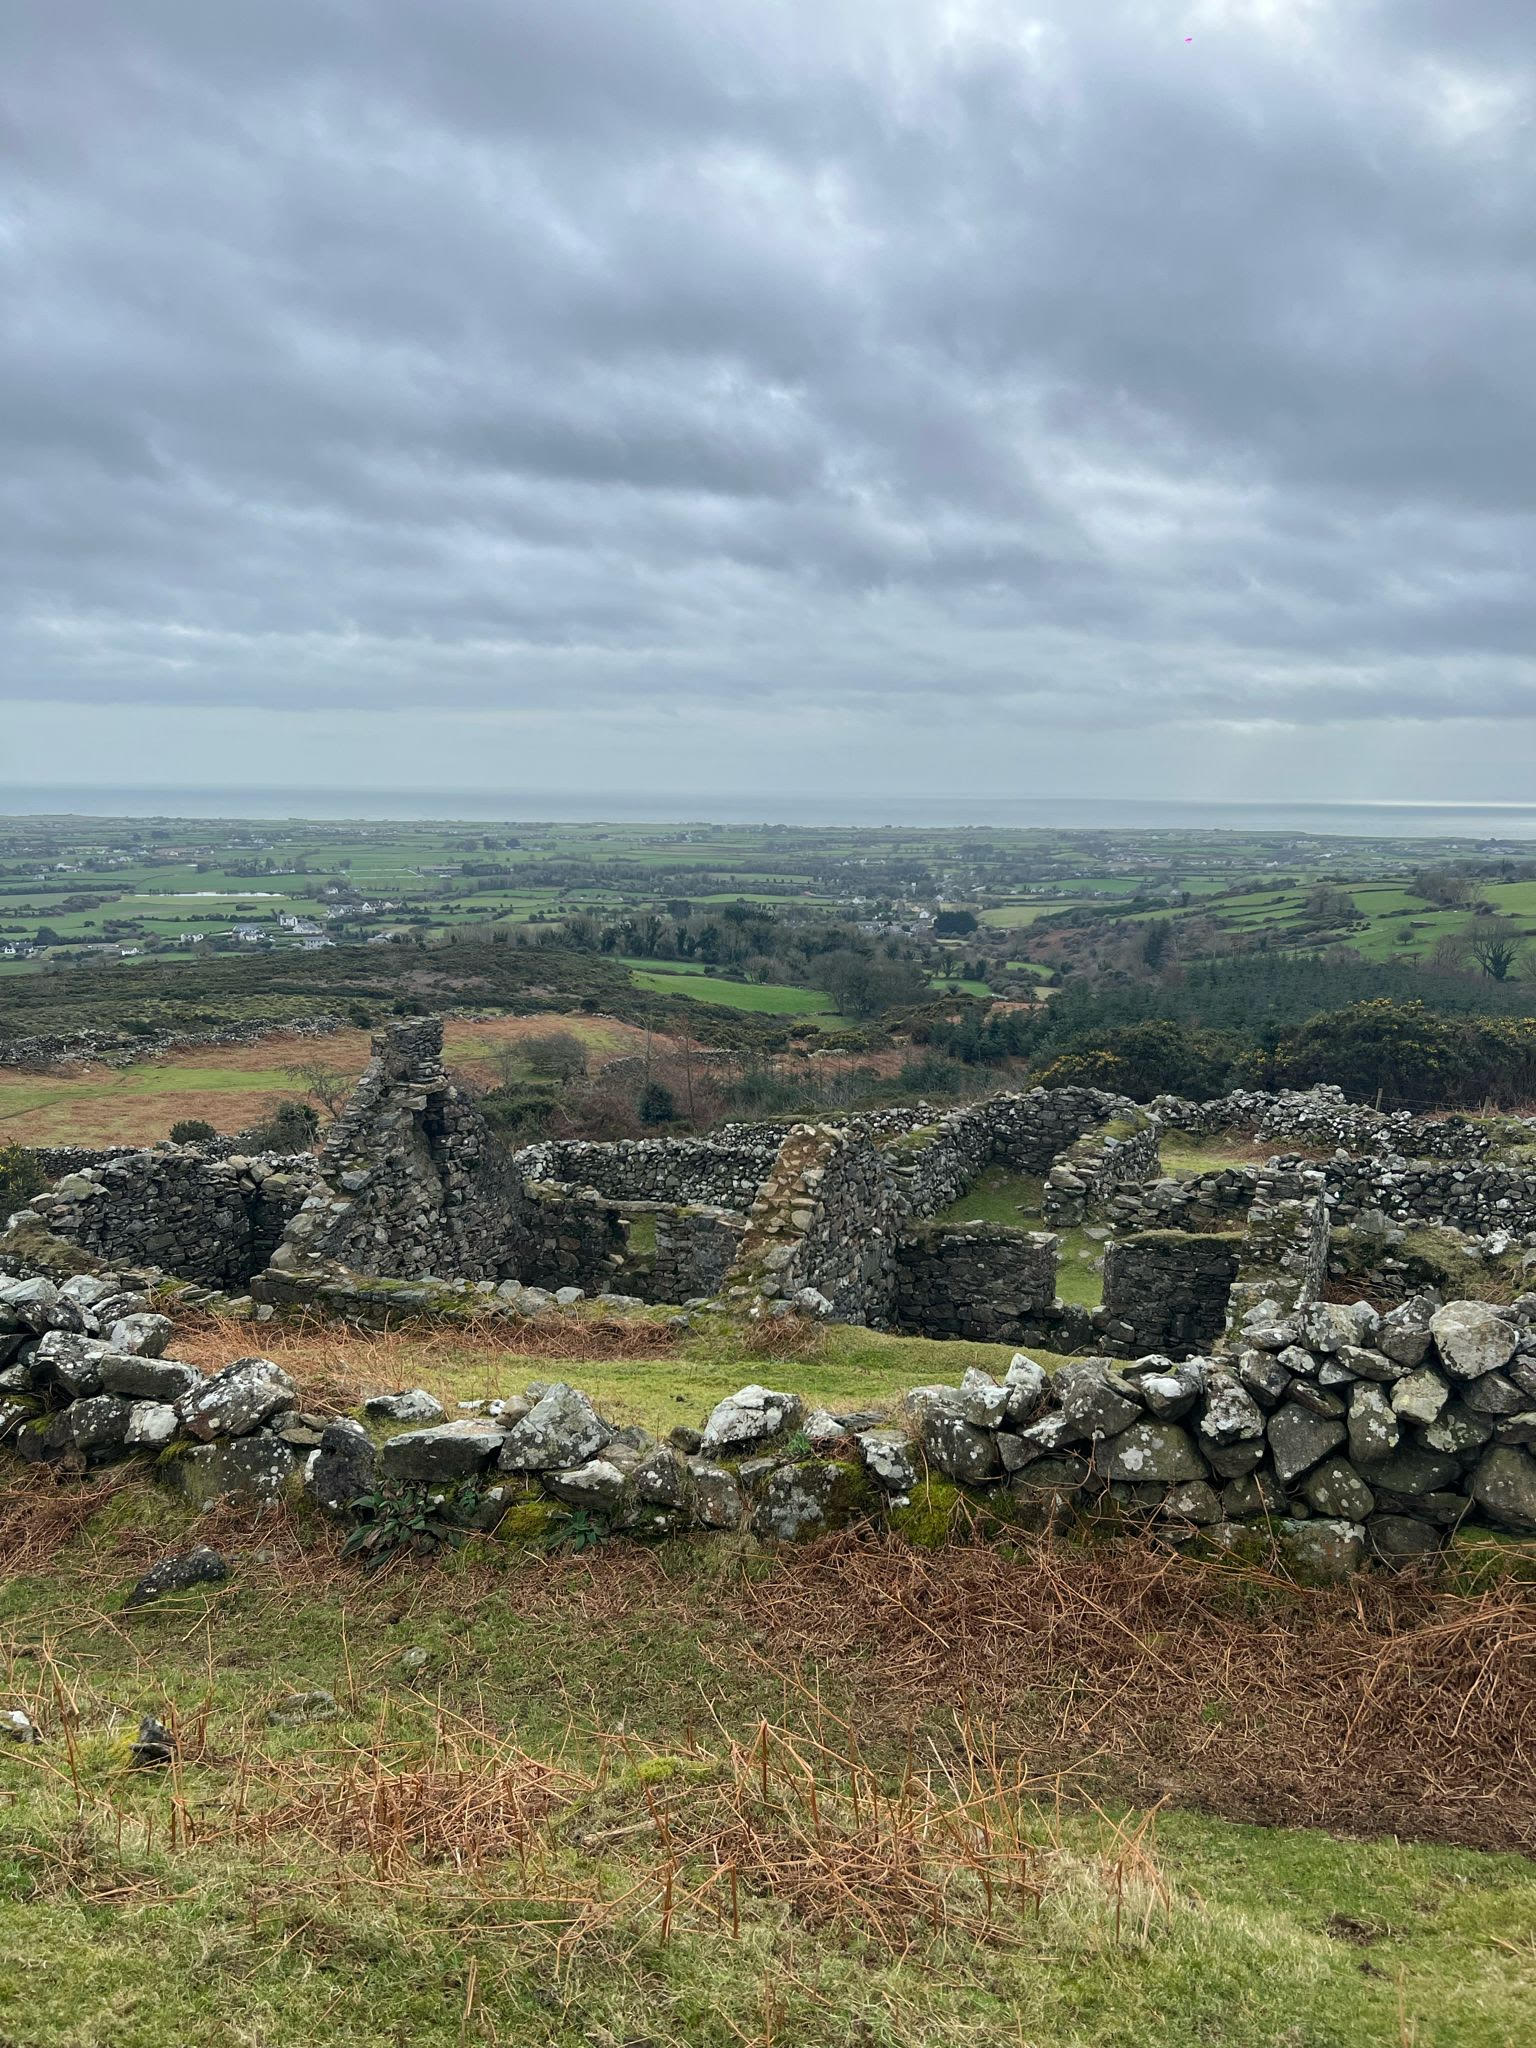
628;966;840;1018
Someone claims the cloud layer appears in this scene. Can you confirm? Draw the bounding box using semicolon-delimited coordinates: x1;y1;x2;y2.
4;1;1534;794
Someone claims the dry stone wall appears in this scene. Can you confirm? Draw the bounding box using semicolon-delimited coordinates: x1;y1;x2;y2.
1100;1232;1241;1359
892;1223;1059;1344
516;1135;778;1212
272;1019;525;1283
650;1207;746;1304
728;1125;902;1323
1041;1110;1160;1226
20;1151;319;1290
7;1262;1536;1573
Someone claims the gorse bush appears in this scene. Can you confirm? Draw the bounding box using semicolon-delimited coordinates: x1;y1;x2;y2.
0;1145;45;1217
169;1118;216;1144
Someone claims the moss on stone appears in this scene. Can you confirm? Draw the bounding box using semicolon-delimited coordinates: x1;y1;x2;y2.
886;1475;1026;1548
492;1497;560;1546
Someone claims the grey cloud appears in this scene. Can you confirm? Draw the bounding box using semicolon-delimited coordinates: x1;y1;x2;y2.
2;0;1534;773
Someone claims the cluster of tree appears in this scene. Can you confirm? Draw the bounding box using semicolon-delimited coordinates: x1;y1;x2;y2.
1027;1001;1536;1111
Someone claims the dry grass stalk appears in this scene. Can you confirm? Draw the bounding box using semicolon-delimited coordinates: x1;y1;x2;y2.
741;1532;1536;1853
174;1310;675;1415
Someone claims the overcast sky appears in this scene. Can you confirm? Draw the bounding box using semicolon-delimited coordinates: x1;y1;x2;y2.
3;0;1533;810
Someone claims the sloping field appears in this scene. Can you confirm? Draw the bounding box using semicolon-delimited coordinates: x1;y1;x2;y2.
0;1015;666;1147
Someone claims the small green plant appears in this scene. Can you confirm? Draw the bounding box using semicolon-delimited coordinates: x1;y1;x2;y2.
542;1507;612;1555
342;1478;487;1572
782;1429;814;1459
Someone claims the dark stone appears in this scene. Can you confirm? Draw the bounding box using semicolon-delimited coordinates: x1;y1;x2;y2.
124;1546;229;1609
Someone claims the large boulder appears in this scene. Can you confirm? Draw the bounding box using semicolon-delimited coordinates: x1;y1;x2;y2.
1469;1446;1536;1533
698;1384;803;1458
1094;1421;1207;1485
179;1358;298;1441
382;1419;507;1484
499;1384;613;1471
906;1389;1002;1485
1267;1401;1346;1487
1431;1302;1518;1381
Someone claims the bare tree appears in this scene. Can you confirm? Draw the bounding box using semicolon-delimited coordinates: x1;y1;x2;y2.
1466;917;1526;982
287;1057;353;1119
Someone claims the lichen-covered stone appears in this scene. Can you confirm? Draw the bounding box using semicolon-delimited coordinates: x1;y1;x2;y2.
381;1419;507;1483
107;1313;174;1358
304;1419;376;1512
498;1383;612;1471
124;1546;229;1608
1469;1446;1536;1532
1302;1456;1375;1522
363;1389;445;1424
1391;1367;1450;1427
1095;1421;1206;1485
1266;1401;1346;1487
1347;1383;1399;1464
697;1383;803;1458
179;1357;297;1440
99;1354;202;1403
1430;1301;1518;1380
906;1388;1003;1484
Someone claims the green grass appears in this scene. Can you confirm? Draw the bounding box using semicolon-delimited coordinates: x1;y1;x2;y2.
927;975;992;998
0;1484;1532;2047
933;1167;1104;1307
628;967;839;1019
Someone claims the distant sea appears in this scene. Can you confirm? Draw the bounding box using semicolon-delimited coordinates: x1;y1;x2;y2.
3;786;1536;843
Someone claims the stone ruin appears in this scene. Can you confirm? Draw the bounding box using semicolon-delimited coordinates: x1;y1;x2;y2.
5;1016;1536;1568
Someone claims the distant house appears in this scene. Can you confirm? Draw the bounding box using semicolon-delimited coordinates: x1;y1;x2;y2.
233;924;265;943
301;935;334;950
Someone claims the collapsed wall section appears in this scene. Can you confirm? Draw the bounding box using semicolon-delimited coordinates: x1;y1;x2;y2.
270;1018;523;1285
